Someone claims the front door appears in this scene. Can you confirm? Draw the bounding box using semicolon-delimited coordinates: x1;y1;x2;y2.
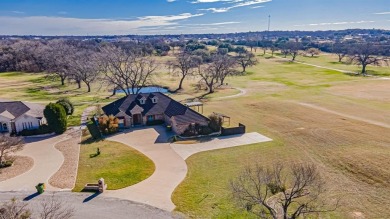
133;114;142;125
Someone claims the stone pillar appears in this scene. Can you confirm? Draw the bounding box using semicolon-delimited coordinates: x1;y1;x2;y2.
98;178;105;193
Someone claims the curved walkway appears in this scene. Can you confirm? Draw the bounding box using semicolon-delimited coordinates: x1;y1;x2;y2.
214;87;247;100
0;134;70;191
103;126;272;211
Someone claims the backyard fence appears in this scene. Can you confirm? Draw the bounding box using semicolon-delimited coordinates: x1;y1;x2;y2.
221;123;246;136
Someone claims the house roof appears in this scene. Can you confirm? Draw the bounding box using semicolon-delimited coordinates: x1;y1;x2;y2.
102;92;209;125
0;101;44;120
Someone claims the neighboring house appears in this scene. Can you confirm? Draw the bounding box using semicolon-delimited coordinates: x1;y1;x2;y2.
0;101;46;134
102;92;209;135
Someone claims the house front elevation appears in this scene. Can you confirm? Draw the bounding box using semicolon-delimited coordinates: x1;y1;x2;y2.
0;101;46;134
102;92;209;135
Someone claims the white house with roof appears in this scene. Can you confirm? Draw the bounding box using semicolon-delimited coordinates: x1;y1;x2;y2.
0;101;46;134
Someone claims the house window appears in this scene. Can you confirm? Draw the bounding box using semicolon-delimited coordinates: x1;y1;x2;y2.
152;97;158;103
1;123;7;131
118;117;125;128
140;99;146;105
147;115;155;122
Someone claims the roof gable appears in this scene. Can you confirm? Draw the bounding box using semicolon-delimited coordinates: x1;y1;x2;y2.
0;101;30;119
0;110;15;119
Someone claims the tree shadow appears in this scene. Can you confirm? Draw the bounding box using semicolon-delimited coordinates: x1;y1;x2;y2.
82;192;100;203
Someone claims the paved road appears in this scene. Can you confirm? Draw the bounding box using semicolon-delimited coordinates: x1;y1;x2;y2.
104;126;272;211
0;191;176;219
0;135;69;191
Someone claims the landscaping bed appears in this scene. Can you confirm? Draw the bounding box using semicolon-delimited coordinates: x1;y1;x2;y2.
0;156;34;182
49;129;81;189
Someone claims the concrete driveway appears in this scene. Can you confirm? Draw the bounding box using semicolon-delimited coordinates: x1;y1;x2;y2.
0;134;68;191
171;132;272;159
104;127;186;212
104;126;272;211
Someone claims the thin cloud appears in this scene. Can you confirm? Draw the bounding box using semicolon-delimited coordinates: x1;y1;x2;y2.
198;0;271;13
0;13;204;35
188;21;241;26
294;20;375;27
11;11;24;14
374;12;390;15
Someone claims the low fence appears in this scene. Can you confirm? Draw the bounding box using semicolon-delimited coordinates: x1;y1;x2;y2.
221;123;246;136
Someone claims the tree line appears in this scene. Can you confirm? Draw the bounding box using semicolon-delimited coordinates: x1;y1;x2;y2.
0;38;259;95
1;38;388;95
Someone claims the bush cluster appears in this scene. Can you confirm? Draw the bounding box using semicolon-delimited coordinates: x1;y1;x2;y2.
20;124;52;136
146;120;165;126
44;103;68;134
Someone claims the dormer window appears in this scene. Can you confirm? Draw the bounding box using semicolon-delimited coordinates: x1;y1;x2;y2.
138;96;147;105
149;93;158;103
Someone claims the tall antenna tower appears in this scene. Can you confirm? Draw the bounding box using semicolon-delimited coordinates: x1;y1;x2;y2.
267;15;271;39
268;15;271;32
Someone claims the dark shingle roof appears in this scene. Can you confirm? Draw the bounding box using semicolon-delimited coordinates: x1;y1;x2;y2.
0;101;44;119
102;92;209;125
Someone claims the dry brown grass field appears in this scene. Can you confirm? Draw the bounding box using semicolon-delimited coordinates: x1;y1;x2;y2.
1;49;389;218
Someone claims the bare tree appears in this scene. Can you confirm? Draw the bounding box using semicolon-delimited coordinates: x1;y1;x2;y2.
0;195;74;219
270;45;277;57
0;134;24;166
236;52;258;73
0;198;31;219
231;163;338;219
44;40;75;86
40;194;74;219
332;43;348;63
306;48;321;57
100;45;157;95
348;43;382;75
168;51;201;91
71;49;102;92
198;54;237;93
286;42;302;61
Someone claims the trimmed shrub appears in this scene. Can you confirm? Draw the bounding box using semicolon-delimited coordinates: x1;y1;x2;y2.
20;124;52;136
182;123;213;137
0;160;13;168
56;98;74;115
44;103;67;134
146;120;165;126
208;114;223;132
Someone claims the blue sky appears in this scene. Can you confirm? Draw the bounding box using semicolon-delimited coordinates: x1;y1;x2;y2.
0;0;389;35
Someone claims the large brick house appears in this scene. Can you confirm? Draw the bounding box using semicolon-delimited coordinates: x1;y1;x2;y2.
102;92;209;135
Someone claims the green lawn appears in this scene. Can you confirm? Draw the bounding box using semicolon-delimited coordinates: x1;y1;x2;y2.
73;138;155;191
